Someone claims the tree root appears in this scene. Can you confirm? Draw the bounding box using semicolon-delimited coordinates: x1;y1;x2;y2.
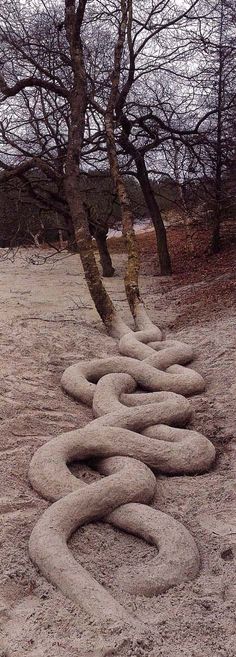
28;312;215;626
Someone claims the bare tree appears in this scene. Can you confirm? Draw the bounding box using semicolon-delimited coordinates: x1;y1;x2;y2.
0;0;119;331
160;0;236;252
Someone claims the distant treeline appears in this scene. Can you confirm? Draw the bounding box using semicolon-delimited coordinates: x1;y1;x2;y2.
0;169;235;247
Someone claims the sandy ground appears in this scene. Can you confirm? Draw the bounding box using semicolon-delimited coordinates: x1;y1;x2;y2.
0;245;235;657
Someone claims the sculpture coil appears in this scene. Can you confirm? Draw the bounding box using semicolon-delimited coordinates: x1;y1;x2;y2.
28;310;215;626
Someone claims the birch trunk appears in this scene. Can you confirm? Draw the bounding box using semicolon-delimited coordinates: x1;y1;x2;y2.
64;0;117;332
104;0;142;318
105;113;141;317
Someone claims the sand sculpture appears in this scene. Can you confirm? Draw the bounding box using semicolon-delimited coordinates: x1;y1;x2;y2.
28;308;215;626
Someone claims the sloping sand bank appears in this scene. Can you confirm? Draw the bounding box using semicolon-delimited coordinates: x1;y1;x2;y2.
0;247;235;657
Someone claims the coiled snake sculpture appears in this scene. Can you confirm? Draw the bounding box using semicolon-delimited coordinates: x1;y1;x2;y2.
29;309;215;626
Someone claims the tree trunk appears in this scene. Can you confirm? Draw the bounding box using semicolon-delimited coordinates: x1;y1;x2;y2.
105;114;141;317
211;164;222;253
119;117;172;276
102;0;143;318
84;203;115;277
58;229;64;251
65;179;117;330
62;212;78;252
64;0;119;334
30;231;41;248
211;217;221;253
135;157;172;275
173;144;195;255
95;231;115;277
178;187;196;255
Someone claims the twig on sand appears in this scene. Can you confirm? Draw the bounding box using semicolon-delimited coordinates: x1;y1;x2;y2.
20;317;79;323
68;294;93;310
